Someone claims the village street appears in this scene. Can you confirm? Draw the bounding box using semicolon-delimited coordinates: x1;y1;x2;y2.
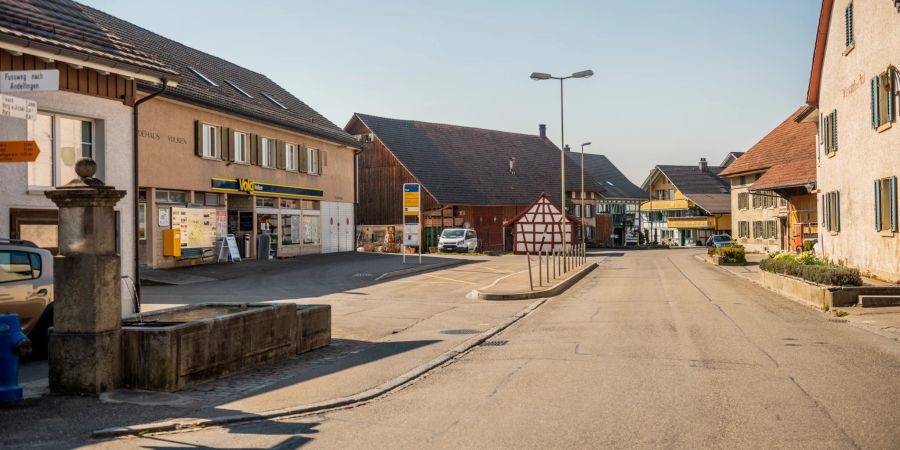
85;249;900;449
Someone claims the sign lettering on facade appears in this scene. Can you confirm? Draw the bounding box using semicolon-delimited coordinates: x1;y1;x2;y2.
0;140;40;162
0;70;59;93
211;178;323;199
0;94;37;120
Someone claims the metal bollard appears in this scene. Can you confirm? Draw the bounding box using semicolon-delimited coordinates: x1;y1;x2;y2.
527;252;533;291
0;314;31;404
538;250;542;287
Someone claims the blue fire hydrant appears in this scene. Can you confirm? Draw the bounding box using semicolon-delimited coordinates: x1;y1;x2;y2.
0;314;31;403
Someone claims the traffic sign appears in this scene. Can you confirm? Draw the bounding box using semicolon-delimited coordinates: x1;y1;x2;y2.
1;69;59;93
0;141;41;163
1;94;37;120
403;183;421;216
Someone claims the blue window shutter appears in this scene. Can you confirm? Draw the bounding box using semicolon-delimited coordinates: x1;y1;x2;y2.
891;177;898;232
823;194;830;232
875;180;883;231
835;192;841;232
823;115;830;152
872;77;879;129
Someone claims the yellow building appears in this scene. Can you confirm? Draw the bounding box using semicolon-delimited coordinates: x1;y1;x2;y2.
640;158;732;246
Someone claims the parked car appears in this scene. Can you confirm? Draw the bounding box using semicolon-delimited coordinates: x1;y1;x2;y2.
0;239;53;356
705;234;734;248
438;228;478;253
624;233;639;246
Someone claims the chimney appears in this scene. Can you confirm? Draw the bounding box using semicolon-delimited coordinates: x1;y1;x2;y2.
564;144;571;152
539;124;547;139
699;157;708;172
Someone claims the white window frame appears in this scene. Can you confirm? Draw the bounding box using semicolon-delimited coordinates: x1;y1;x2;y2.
233;131;249;164
27;112;96;189
260;137;275;168
202;123;219;159
285;143;297;171
307;147;319;175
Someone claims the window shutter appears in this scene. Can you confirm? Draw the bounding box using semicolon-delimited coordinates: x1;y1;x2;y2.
832;111;838;151
226;128;235;161
318;149;324;175
219;127;227;161
194;120;203;157
872;77;879;129
891;177;898;232
276;140;285;169
250;134;259;165
823;115;830;152
300;144;308;173
835;192;841;232
875;180;883;231
888;69;895;123
823;194;830;232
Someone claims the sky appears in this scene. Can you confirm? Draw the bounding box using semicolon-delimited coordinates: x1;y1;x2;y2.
82;0;821;185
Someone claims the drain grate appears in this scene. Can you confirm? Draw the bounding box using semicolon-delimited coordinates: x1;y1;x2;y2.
441;329;479;335
481;340;508;346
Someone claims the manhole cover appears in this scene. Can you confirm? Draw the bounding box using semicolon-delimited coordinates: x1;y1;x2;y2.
353;273;372;277
441;329;479;335
481;340;509;346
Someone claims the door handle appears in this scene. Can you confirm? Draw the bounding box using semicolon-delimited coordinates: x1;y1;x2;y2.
35;289;48;297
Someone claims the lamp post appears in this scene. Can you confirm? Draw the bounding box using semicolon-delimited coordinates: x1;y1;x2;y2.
530;69;593;270
580;141;591;245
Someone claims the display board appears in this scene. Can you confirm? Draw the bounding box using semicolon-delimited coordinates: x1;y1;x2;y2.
172;207;219;248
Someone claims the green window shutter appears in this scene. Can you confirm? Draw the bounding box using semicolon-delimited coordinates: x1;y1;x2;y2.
823;194;830;232
891;177;898;232
194;120;203;157
872;77;879;129
832;111;838;151
276;141;285;169
835;192;841;232
219;127;227;161
318;149;324;175
875;180;882;231
888;70;895;123
226;128;235;161
250;134;259;165
300;145;308;173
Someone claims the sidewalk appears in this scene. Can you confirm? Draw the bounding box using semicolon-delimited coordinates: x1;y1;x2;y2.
474;255;597;300
702;253;900;341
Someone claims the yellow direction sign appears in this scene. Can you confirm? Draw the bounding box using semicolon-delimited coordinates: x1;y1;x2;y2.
0;140;41;163
403;183;421;216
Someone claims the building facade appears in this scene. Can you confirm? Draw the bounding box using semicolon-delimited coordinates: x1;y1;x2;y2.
567;152;646;245
640;159;732;246
806;0;900;282
720;108;817;253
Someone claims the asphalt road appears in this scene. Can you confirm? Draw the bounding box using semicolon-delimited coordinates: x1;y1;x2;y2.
92;249;900;449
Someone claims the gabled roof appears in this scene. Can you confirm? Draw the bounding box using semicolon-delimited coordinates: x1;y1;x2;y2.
349;113;607;206
806;0;834;108
718;106;817;191
0;0;176;81
566;152;646;200
72;1;358;147
645;165;731;214
720;152;744;168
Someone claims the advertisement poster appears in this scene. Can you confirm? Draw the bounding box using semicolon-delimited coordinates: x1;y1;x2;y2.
215;210;227;239
172;207;218;248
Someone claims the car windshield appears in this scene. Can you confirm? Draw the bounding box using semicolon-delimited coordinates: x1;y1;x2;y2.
713;235;732;242
441;230;465;239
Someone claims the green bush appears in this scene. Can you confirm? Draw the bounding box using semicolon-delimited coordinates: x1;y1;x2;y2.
759;254;862;286
714;244;746;263
802;240;816;252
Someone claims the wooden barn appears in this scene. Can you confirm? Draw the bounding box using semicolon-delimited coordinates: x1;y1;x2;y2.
345;114;605;252
505;193;579;254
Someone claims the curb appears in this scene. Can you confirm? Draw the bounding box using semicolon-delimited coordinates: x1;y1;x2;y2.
473;262;597;300
92;297;549;439
374;260;467;281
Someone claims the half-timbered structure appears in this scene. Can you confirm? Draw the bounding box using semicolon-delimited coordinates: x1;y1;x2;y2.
505;193;578;254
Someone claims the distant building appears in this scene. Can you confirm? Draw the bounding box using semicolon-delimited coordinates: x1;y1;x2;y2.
566;153;646;245
806;0;900;281
719;107;818;253
640;159;732;246
345;115;604;252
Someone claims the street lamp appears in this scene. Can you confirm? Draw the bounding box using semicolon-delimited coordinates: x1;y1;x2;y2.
530;69;593;271
580;141;591;245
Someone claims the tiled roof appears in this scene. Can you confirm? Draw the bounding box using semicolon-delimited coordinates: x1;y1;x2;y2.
655;165;731;214
750;158;816;191
74;2;358;147
351;113;607;206
566;152;647;200
720;152;745;167
719;106;816;178
0;0;176;77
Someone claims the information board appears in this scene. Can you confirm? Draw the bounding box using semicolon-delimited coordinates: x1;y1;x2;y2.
403;183;420;216
172;207;218;248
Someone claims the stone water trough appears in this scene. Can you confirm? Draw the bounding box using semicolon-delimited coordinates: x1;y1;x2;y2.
121;303;330;392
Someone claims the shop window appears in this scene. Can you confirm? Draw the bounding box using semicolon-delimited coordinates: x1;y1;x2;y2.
280;199;299;209
260;137;275;168
138;189;147;202
303;216;320;244
256;197;276;208
282;213;301;245
302;200;320;210
204;193;222;206
233;131;248;163
202;124;219;159
27;113;95;188
874;177;897;232
138;203;146;240
155;190;187;204
285;143;297;171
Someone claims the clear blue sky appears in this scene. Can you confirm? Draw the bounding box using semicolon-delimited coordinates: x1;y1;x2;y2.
83;0;821;184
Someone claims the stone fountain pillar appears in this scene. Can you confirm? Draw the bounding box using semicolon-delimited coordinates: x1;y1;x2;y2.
44;158;126;394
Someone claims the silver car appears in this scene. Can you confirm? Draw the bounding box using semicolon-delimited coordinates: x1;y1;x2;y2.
0;239;53;354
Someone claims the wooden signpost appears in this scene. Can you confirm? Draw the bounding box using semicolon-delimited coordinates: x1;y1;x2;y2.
0;140;40;163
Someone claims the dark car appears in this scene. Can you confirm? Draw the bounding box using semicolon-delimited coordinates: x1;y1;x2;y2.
705;234;734;248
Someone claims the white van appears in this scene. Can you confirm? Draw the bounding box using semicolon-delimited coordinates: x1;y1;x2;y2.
438;228;478;253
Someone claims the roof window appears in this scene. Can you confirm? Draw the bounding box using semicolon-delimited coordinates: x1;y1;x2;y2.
606;181;615;186
188;67;218;87
262;93;288;110
224;80;253;98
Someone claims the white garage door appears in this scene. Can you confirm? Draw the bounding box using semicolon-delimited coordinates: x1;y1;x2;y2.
321;202;354;253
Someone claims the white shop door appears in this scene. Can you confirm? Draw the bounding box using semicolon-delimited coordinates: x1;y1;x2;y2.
337;202;354;252
321;202;339;253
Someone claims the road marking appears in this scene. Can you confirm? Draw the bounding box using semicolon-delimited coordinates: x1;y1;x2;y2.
422;273;476;285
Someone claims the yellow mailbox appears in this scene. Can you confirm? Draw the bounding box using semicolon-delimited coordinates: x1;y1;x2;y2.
162;229;181;257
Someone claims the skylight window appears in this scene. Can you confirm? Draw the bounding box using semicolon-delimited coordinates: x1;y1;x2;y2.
225;80;253;98
606;181;615;186
262;93;288;110
188;67;218;87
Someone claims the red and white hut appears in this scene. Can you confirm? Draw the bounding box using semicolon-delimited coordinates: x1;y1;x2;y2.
504;192;580;255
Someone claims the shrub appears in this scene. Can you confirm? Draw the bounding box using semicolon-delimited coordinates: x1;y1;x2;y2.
714;244;746;263
802;240;816;253
759;256;862;286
